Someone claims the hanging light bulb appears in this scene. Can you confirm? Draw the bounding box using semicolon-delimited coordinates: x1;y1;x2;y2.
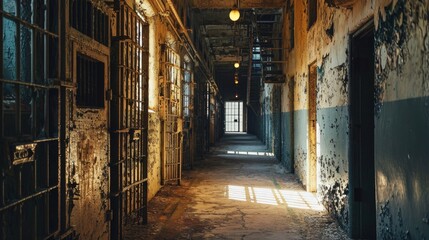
234;79;239;85
234;62;240;68
229;4;240;21
235;93;239;98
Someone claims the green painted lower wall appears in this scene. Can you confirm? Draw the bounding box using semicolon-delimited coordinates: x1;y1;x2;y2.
317;106;350;230
271;97;429;237
375;97;429;239
290;107;350;229
281;112;294;172
293;110;309;187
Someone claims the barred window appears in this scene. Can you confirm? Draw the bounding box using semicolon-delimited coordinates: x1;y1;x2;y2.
76;53;105;108
70;0;109;45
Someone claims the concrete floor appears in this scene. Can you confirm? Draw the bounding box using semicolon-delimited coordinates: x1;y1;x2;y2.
125;133;350;240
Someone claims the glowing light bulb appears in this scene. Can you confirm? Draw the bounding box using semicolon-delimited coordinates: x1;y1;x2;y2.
229;8;240;22
234;62;240;68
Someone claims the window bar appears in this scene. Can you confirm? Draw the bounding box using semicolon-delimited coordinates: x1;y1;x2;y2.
124;40;129;217
0;3;3;139
0;7;5;227
78;0;82;33
94;8;98;43
87;57;91;106
100;8;104;44
97;9;101;43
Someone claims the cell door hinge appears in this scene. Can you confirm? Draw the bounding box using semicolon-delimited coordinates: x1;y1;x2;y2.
105;210;114;221
106;89;113;101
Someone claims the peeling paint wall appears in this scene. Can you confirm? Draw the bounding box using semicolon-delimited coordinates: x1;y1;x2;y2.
316;57;350;229
261;84;282;161
66;29;111;240
374;0;429;239
68;109;110;240
279;0;370;230
147;112;162;200
135;1;163;201
137;0;175;200
276;0;429;237
63;2;114;238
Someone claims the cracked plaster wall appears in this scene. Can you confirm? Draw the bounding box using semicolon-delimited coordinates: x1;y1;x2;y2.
276;0;429;237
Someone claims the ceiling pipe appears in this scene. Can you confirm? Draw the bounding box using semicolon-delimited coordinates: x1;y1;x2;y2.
165;0;219;93
149;0;220;94
147;0;187;57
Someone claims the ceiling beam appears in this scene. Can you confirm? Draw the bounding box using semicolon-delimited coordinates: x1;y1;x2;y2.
191;0;285;9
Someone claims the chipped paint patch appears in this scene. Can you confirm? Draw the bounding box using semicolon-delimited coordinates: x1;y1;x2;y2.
68;109;110;240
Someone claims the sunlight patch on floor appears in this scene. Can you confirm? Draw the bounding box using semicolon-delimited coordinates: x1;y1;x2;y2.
225;185;325;211
227;185;247;202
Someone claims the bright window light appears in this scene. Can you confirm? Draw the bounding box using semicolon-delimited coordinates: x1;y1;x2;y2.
225;151;275;156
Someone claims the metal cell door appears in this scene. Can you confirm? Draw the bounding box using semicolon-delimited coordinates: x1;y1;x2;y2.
0;0;61;239
160;46;182;184
110;1;149;239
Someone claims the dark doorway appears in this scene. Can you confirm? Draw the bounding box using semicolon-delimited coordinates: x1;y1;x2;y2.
349;21;376;239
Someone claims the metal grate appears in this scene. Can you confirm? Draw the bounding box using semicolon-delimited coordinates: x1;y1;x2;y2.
110;1;149;238
70;0;109;45
0;0;60;239
76;53;105;108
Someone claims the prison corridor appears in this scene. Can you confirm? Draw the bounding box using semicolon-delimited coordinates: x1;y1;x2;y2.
124;133;349;240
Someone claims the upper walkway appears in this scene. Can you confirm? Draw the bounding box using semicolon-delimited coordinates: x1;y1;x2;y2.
125;133;349;239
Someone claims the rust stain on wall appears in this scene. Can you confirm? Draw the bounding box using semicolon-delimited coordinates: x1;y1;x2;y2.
69;109;110;240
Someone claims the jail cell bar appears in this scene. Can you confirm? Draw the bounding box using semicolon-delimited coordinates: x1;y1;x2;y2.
0;0;61;239
110;1;149;239
160;46;183;185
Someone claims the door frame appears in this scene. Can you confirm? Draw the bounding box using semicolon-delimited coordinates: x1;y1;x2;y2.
224;101;244;133
348;19;376;239
307;61;317;192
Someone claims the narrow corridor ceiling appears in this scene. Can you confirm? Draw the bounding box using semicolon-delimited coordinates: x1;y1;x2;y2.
191;3;283;66
190;0;285;9
190;0;284;100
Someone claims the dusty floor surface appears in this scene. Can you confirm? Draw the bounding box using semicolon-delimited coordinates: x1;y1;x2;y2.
125;133;350;240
